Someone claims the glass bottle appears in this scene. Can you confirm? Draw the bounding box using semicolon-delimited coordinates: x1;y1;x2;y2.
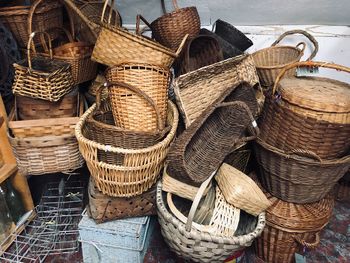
0;185;15;244
5;180;26;224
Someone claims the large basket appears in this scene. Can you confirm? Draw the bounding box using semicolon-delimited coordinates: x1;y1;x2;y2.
254;139;350;203
176;34;224;76
254;187;334;263
12;31;74;102
157;180;266;263
87;178;156;223
0;0;63;48
75;100;179;197
105;64;169;132
174;54;259;128
252;30;318;86
167;83;259;186
259;61;350;159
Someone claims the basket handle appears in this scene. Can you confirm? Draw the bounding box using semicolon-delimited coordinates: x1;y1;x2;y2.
295;42;306;53
161;0;180;13
101;0;120;25
271;29;319;61
272;61;350;95
38;27;76;54
294;233;320;249
27;31;53;71
287;149;322;162
136;14;152;36
0;44;9;86
96;81;164;132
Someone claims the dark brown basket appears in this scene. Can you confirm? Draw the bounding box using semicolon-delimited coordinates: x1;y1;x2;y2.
254;139;350;204
167;82;259;186
214;19;253;52
87;178;156;223
176;34;224;76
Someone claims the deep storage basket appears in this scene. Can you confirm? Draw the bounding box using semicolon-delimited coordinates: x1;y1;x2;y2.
252;30;318;86
75;100;179;197
105;64;169;132
87;178;156;223
12;31;74;102
254;187;334;263
254;138;350;203
157;180;266;263
259;61;350;159
174;54;259;128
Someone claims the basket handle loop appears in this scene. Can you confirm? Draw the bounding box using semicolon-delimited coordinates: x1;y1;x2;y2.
271;29;319;61
272;61;350;95
27;31;53;70
39;27;76;53
136;14;152;36
0;44;9;86
175;34;189;57
295;42;306;53
287;149;322;162
101;0;117;24
294;233;320;249
27;0;47;47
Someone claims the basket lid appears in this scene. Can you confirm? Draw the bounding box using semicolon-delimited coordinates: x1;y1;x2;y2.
278;76;350;113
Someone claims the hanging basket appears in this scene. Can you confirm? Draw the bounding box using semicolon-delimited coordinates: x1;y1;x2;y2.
252;30;318;86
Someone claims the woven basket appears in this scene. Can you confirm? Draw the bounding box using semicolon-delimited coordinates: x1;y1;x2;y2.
167;83;259;186
105;63;169;132
259;61;350;159
0;0;63;48
213;19;253;52
252;30;318;87
174;54;259;128
215;163;271;216
254;139;350;204
16;89;79;120
157;180;266;263
223;143;251;173
12;31;74;102
87;178;156;223
75;100;178;197
335;179;350;201
254;187;334;263
176;34;224;76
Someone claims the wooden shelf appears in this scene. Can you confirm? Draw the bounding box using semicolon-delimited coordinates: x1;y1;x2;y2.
0;164;17;185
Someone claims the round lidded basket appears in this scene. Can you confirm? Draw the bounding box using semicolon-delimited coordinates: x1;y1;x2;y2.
259;61;350;159
252;30;318;86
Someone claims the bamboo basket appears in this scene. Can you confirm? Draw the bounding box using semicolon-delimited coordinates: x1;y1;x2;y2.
75;100;179;197
252;30;318;86
12;31;74;102
0;0;63;48
105;64;169;132
254;139;350;203
259;61;350;159
174;54;259;128
157;180;266;263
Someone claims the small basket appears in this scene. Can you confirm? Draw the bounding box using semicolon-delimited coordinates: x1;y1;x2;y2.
75;100;179;197
87;178;156;224
213;19;253;52
254;139;350;204
12;31;74;102
252;30;318;86
105;63;169;132
174;54;259;128
0;0;63;48
176;34;224;76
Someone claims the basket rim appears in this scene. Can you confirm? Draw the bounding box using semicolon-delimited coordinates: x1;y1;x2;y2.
252;45;303;70
150;6;198;26
0;1;61;15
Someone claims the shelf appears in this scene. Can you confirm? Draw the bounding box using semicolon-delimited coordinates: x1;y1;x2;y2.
0;164;18;185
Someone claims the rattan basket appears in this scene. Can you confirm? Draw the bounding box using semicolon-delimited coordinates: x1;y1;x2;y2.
13;31;74;102
252;30;318;86
174;54;259;128
259;61;350;159
254;138;350;203
75;100;178;197
105;64;169;132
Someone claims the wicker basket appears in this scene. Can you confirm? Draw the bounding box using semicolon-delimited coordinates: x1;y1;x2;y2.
252;30;318;86
105;64;169;132
87;178;156;223
259;61;350;159
174;54;259;128
12;31;74;102
176;34;224;76
254;139;350;203
140;0;200;51
335;179;350;201
75;100;179;197
157;180;266;263
167;83;259;186
254;187;334;263
0;0;63;48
